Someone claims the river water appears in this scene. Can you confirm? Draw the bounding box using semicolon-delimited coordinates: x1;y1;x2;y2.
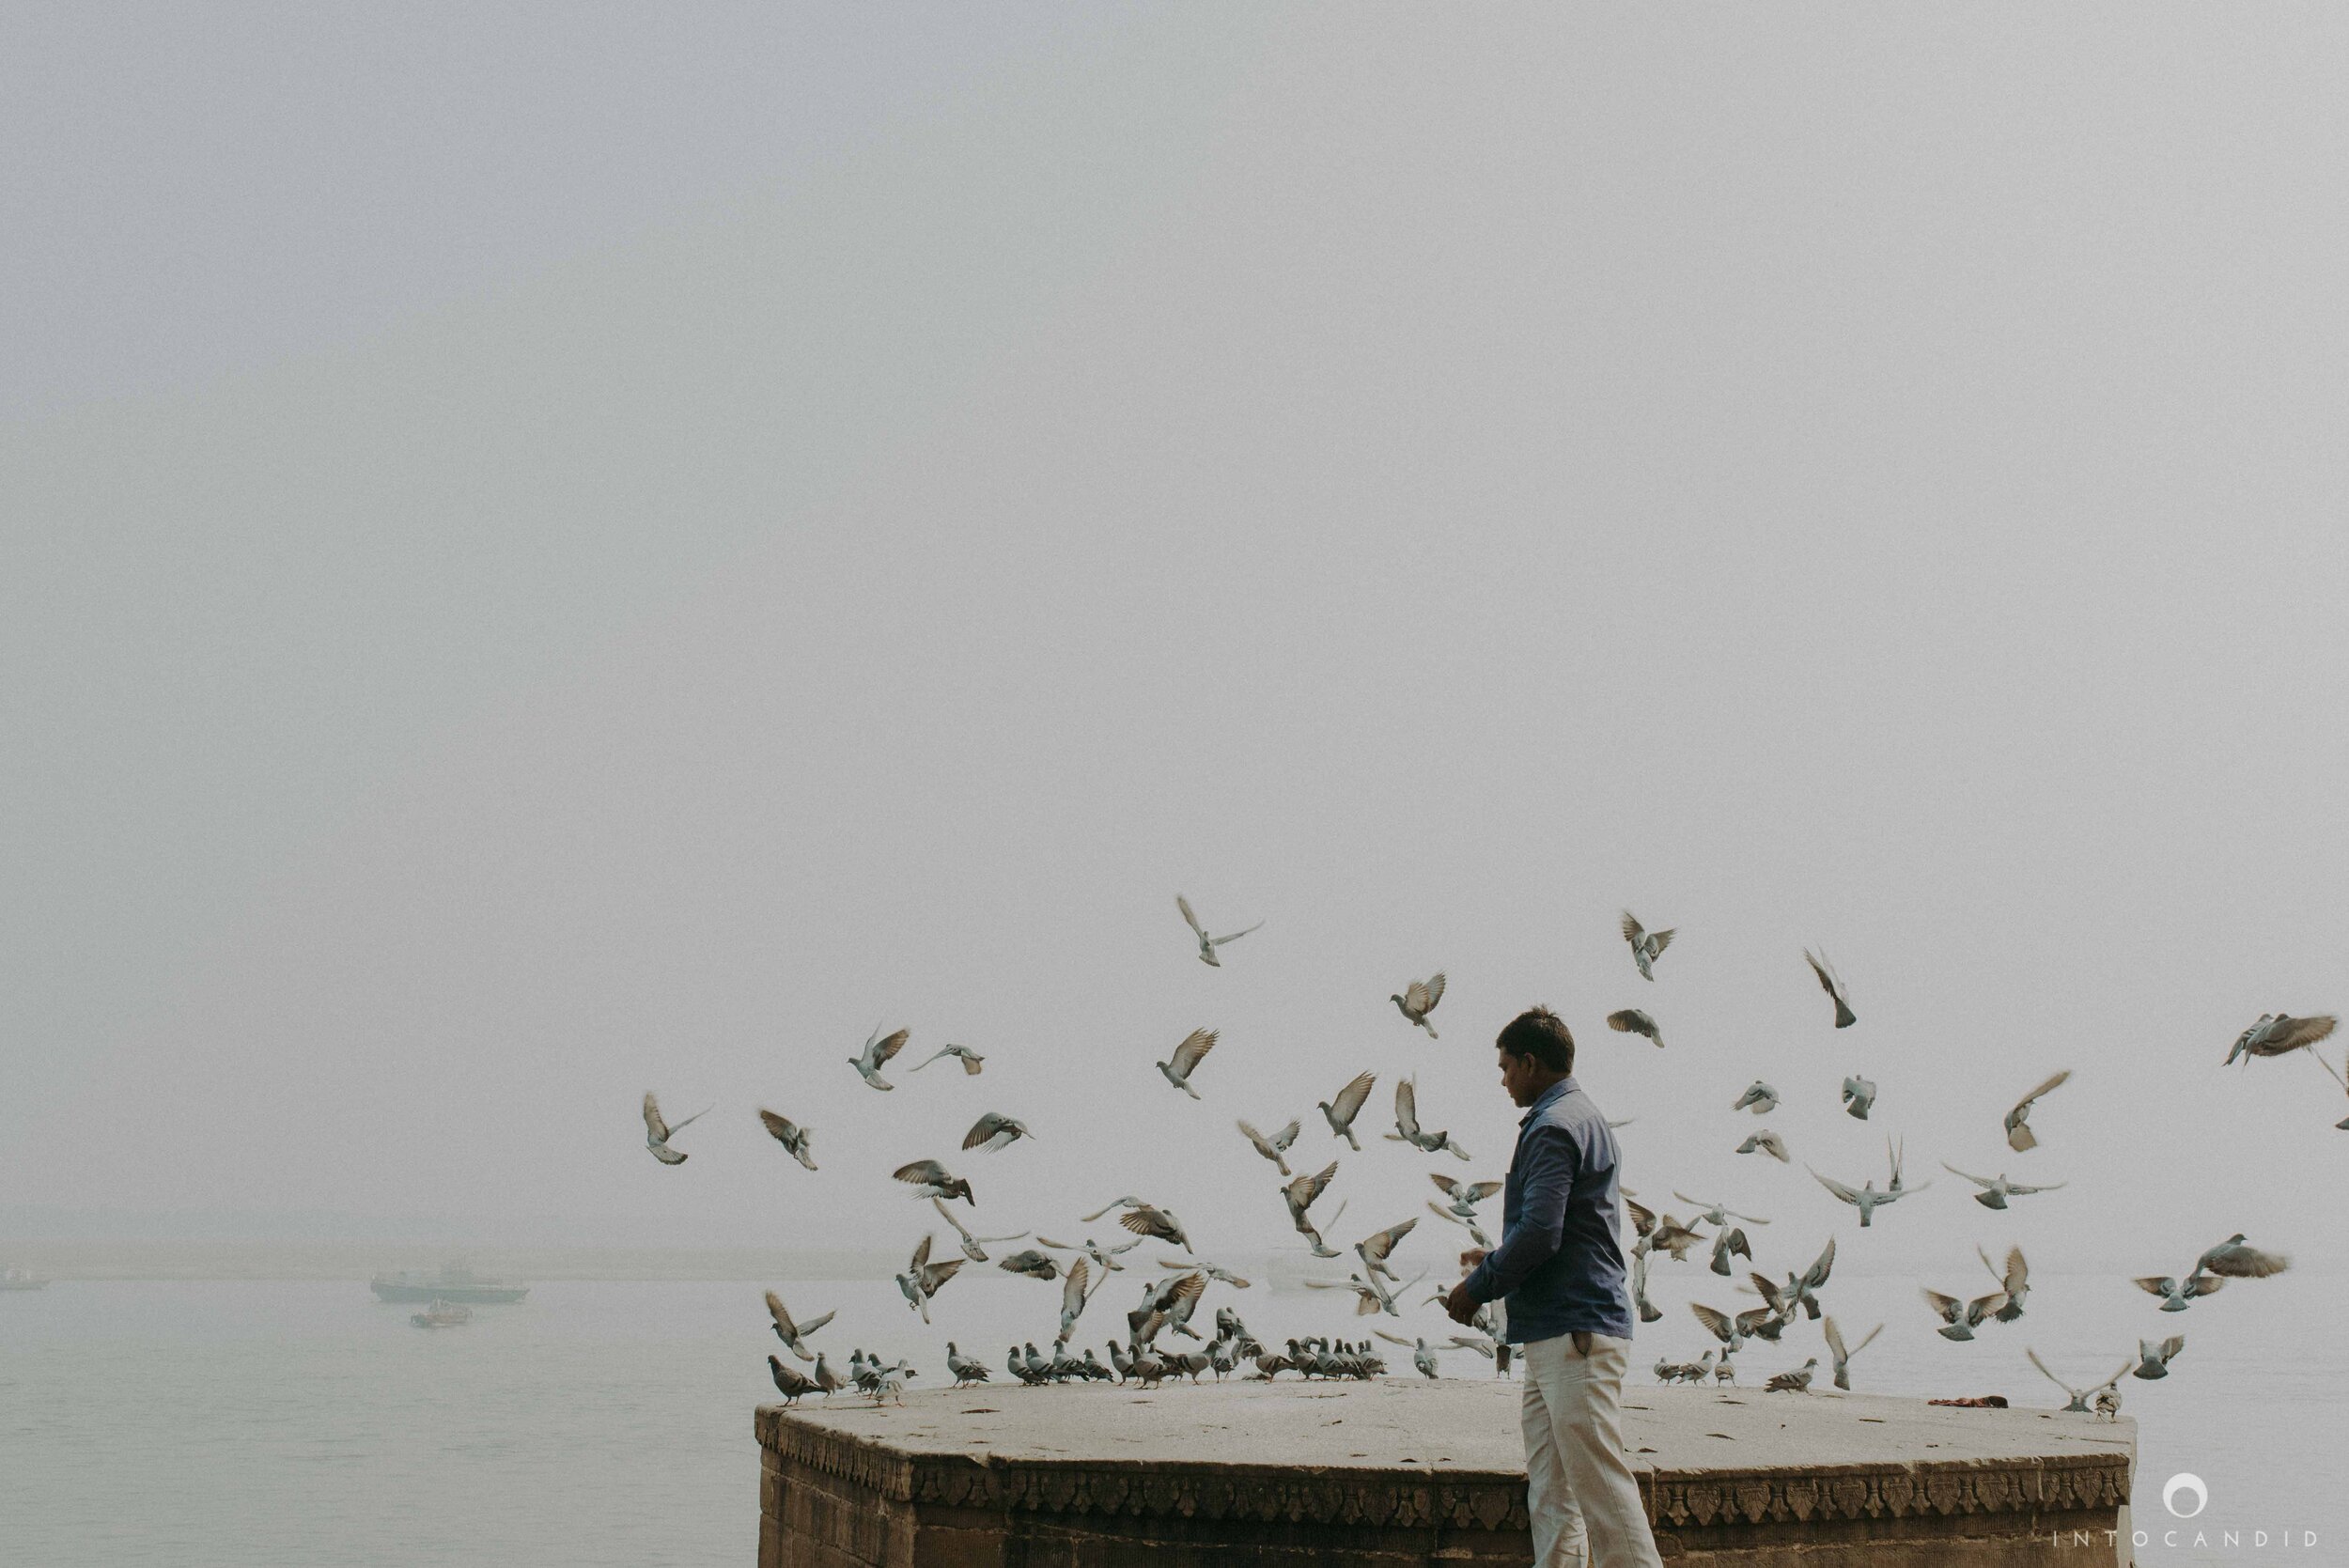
2;1269;2334;1566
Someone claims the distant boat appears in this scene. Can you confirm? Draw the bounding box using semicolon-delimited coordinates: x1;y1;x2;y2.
0;1266;48;1292
370;1262;529;1304
410;1298;474;1329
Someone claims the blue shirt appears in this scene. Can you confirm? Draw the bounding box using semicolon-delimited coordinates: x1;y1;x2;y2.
1460;1076;1633;1343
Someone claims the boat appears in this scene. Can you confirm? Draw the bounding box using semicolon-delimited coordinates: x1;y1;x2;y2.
370;1262;529;1304
0;1266;48;1292
410;1298;474;1328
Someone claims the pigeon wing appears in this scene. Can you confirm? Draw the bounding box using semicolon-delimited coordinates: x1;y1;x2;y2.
1270;1119;1299;1152
1688;1302;1734;1342
1921;1288;1962;1319
1287;1160;1340;1212
870;1029;910;1067
1649;927;1676;955
1360;1217;1417;1264
1171;1028;1218;1078
1823;1316;1846;1361
910;1234;933;1270
756;1108;801;1144
1393;1079;1421;1140
2010;1069;2073;1116
1176;893;1206;938
2200;1240;2290;1278
1062;1257;1092;1316
961;1113;1005;1151
1620;910;1645;945
643;1093;670;1142
1423;972;1446;1009
893;1158;950;1187
1330;1070;1377;1124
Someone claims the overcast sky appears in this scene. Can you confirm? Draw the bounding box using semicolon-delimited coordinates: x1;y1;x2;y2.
6;5;2345;1281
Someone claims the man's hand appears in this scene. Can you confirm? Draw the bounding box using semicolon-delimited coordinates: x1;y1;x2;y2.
1443;1281;1479;1326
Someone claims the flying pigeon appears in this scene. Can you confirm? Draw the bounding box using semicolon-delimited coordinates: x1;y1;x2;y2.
756;1108;817;1170
1177;894;1263;966
1606;1009;1665;1048
642;1092;708;1165
849;1024;910;1090
1803;949;1857;1029
2004;1069;2072;1152
961;1111;1034;1153
1319;1069;1378;1150
1620;910;1676;981
892;1158;973;1205
1237;1118;1300;1175
1390;974;1445;1038
912;1044;986;1075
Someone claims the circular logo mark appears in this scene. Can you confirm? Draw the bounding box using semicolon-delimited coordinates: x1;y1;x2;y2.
2162;1473;2208;1518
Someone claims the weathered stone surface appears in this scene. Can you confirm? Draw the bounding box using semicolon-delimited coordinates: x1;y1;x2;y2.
757;1379;2134;1565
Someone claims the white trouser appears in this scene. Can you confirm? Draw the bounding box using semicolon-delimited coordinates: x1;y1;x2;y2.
1518;1331;1664;1568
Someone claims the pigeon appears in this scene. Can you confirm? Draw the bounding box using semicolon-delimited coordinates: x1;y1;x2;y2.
1304;1272;1399;1317
1390;974;1445;1038
1671;1194;1771;1230
849;1025;910;1090
763;1290;836;1361
1753;1238;1836;1322
1424;1200;1494;1251
1629;1248;1662;1323
642;1092;708;1165
2223;1013;2341;1071
1731;1080;1780;1115
1386;1079;1470;1160
894;1235;964;1322
931;1197;1028;1263
2028;1348;2130;1414
1803;949;1857;1029
2133;1271;2225;1312
1765;1357;1819;1393
1979;1244;2030;1322
1035;1234;1143;1274
2004;1069;2072;1152
1157;1028;1218;1098
1939;1163;2065;1209
1430;1173;1502;1219
1117;1203;1192;1250
1808;1163;1923;1228
944;1343;990;1386
1606;1009;1665;1048
1735;1128;1789;1163
1054;1257;1094;1344
912;1044;986;1075
1377;1331;1442;1380
1626;1199;1706;1262
1621;910;1676;981
892;1158;974;1205
995;1249;1062;1281
1840;1075;1876;1119
2195;1233;2291;1280
755;1109;817;1171
1921;1284;2008;1341
1822;1316;1881;1390
1281;1160;1344;1253
961;1111;1034;1153
1689;1299;1782;1355
767;1355;818;1404
1709;1226;1754;1278
2131;1335;2186;1380
1237;1118;1300;1176
1177;894;1263;966
1319;1070;1378;1150
1168;1256;1252;1289
1353;1217;1418;1282
811;1350;843;1398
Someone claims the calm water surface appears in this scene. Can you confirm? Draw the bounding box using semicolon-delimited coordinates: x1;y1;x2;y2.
3;1270;2336;1566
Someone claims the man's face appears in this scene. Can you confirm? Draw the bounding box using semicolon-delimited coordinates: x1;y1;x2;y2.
1497;1047;1535;1107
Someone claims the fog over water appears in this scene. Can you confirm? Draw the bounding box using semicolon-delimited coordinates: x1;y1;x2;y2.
5;7;2346;1566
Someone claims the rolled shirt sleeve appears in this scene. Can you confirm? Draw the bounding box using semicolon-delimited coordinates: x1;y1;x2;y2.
1462;1124;1579;1304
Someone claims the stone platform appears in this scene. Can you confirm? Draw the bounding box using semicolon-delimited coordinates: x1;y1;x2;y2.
756;1378;2133;1566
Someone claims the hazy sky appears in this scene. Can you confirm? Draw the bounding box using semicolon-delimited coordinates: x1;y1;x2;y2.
7;6;2346;1281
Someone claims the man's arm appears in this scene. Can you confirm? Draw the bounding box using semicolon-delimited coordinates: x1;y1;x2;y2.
1459;1126;1577;1304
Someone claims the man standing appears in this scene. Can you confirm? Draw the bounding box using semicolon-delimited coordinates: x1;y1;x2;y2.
1445;1005;1661;1568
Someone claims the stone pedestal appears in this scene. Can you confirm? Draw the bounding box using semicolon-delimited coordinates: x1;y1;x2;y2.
756;1379;2133;1566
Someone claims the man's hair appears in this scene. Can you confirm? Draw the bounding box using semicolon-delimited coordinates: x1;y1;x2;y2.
1496;1006;1575;1074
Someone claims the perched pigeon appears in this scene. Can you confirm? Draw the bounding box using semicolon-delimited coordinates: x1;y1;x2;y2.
1765;1357;1819;1393
768;1355;818;1404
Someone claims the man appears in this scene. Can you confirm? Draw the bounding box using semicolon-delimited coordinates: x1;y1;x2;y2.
1446;1005;1661;1568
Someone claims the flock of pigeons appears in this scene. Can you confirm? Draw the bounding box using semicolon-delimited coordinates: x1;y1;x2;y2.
636;900;2327;1417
